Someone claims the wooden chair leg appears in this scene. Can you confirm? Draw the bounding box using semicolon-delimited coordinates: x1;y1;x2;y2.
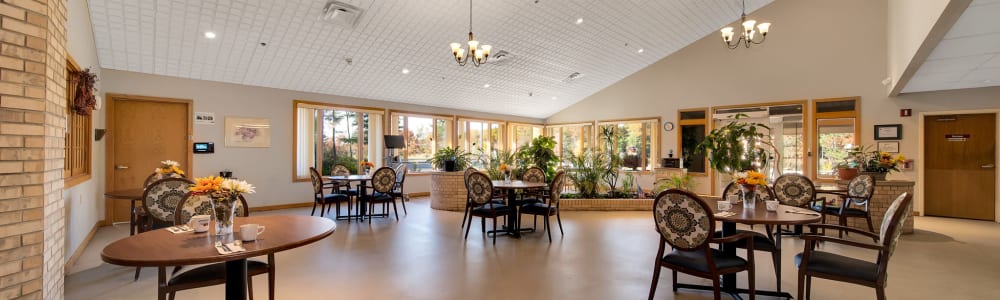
748;268;756;300
400;197;407;215
544;214;552;243
391;200;399;221
797;271;806;300
268;255;276;300
647;265;661;300
460;204;469;229
712;277;721;300
838;216;847;238
491;217;498;245
134;267;141;281
671;270;678;291
556;212;564;235
157;267;167;300
806;275;813;300
865;214;875;232
310;202;317;216
481;217;485;233
876;286;886;300
347;199;352;223
772;250;781;292
247;275;254;300
334;202;341;219
464;214;474;240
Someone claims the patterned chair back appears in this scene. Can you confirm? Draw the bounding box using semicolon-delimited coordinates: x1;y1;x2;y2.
309;167;325;194
370;167;397;194
772;174;816;207
463;167;478;190
174;194;249;225
722;182;774;200
548;171;566;206
466;172;494;207
332;164;351;176
877;193;913;276
395;164;408;185
522;167;546;183
847;175;876;206
653;189;714;251
144;172;185;188
142;177;195;226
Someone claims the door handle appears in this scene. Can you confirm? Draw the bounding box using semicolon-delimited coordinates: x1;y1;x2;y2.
115;165;129;170
982;164;995;169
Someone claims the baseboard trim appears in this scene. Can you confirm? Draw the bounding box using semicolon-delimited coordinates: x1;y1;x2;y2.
65;221;101;272
249;202;313;212
407;192;429;197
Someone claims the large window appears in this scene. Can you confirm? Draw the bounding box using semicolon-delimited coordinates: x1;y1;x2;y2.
390;112;453;172
509;123;543;152
813;97;860;181
65;56;91;187
294;100;383;180
457;118;505;168
597;118;659;171
678;109;708;173
711;101;807;195
547;123;594;167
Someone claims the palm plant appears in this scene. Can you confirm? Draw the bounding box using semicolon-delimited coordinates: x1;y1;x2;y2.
429;147;472;171
599;126;622;197
564;150;608;198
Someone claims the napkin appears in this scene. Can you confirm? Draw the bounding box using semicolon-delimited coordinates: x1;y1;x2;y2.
215;242;246;255
165;225;193;234
713;212;736;217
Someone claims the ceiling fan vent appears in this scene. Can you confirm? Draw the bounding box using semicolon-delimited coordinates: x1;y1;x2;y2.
321;1;364;28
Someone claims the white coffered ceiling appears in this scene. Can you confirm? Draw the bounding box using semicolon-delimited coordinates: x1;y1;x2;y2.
87;0;771;118
903;0;1000;93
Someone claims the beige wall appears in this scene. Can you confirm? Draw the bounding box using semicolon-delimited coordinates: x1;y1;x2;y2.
99;69;542;209
546;0;1000;202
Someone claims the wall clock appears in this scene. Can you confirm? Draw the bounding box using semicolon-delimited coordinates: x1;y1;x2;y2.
663;121;675;131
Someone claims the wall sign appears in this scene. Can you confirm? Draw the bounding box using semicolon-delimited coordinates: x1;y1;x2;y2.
195;112;216;125
946;134;970;142
874;124;902;140
877;141;899;153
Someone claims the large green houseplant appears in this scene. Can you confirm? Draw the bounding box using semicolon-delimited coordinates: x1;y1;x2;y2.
694;114;775;175
429;147;472;171
517;136;559;180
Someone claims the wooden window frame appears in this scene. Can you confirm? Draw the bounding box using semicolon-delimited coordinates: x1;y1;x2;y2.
544;122;596;166
678;108;709;176
389;111;456;173
292;100;383;182
811;96;861;182
65;56;92;187
596;117;661;173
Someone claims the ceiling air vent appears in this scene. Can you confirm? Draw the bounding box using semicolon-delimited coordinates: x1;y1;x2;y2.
563;72;584;83
321;1;364;28
490;50;513;65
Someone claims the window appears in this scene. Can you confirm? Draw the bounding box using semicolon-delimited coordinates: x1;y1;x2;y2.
711;101;807;195
813;97;860;180
546;123;594;167
390;112;453;172
294;100;383;180
457;118;505;168
65;56;92;187
678;109;708;173
597;118;659;171
508;123;543;152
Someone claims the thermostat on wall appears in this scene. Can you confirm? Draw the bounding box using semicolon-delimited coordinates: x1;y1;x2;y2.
193;142;215;153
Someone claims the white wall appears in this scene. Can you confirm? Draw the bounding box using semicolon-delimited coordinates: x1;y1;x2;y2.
546;0;1000;203
887;0;954;93
65;0;105;262
99;69;542;209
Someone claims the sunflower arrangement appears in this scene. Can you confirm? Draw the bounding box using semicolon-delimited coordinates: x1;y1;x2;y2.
732;170;767;186
154;160;185;179
361;161;376;173
189;176;255;235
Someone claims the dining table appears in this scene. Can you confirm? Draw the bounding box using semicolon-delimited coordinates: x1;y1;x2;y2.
490;180;547;238
104;188;146;235
679;197;822;299
101;215;336;300
326;175;373;221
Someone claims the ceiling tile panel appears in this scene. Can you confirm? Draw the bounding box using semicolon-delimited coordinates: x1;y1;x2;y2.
904;0;1000;93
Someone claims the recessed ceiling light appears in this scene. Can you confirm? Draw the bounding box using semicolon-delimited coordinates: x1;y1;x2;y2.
204;31;216;39
483;84;491;88
576;18;584;25
637;48;644;54
551;96;558;100
401;68;410;74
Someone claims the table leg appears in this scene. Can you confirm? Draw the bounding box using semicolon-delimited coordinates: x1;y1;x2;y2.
129;199;137;235
225;259;248;300
358;181;368;222
721;221;737;292
507;190;520;238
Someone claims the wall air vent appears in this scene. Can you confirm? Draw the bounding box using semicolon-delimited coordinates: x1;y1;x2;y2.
321;1;364;28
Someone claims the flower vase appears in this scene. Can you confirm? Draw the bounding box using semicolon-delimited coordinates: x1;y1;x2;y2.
503;172;511;183
210;195;238;236
739;184;757;210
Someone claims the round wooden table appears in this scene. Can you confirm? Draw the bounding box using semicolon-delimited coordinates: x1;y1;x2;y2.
326;175;372;221
491;180;547;238
104;188;145;235
703;197;822;299
101;215;336;300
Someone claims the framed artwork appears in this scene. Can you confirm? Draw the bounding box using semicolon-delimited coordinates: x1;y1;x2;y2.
225;117;271;147
877;141;899;153
874;124;902;140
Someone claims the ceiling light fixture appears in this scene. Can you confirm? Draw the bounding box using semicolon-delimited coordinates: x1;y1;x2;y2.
450;0;492;67
483;84;490;88
576;18;584;24
637;48;644;54
401;68;410;74
720;0;771;49
551;96;558;100
204;31;217;39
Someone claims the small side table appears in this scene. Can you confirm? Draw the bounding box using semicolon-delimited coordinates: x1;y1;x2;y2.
104;189;145;235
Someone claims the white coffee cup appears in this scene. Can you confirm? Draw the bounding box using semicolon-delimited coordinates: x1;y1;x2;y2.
188;215;210;233
765;200;780;211
239;223;266;242
726;194;740;204
717;201;732;212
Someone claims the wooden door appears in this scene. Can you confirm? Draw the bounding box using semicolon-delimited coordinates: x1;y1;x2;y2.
924;113;996;220
105;94;192;224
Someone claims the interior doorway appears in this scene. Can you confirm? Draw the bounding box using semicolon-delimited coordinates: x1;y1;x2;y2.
923;113;996;220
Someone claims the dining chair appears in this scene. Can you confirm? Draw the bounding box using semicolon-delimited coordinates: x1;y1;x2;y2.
796;193;912;300
460;167;505;228
772;174;816;235
135;172;188;240
518;166;547;205
517;171;565;242
309;167;351;219
331;164;360;198
648;189;756;300
391;164;409;215
167;193;274;300
715;182;783;292
464;171;511;245
362;166;399;223
135;177;194;281
813;175;876;238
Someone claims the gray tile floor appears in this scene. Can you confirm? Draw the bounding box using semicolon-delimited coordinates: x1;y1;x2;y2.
65;197;1000;299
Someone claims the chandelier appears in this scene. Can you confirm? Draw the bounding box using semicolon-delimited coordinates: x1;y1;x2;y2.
720;0;771;49
449;0;491;67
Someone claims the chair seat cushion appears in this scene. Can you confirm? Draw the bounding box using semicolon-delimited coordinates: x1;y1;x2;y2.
168;261;269;286
795;251;878;282
362;192;394;202
519;202;556;215
713;230;777;252
662;249;747;273
472;204;510;216
517;198;545;206
317;193;349;203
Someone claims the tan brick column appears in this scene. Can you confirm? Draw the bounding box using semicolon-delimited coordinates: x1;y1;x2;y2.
0;0;67;299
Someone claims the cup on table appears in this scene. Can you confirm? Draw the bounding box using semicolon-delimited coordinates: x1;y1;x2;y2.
765;200;780;212
239;223;266;242
717;201;732;212
188;215;210;233
726;194;740;205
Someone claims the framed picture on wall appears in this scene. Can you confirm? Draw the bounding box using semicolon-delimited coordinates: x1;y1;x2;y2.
225;117;271;147
874;124;902;140
877;141;899;153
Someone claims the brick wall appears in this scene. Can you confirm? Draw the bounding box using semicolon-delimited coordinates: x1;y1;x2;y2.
823;180;915;235
429;172;466;211
0;0;67;299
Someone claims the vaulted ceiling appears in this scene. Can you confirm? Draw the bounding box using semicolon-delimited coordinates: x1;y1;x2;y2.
86;0;772;118
903;0;1000;93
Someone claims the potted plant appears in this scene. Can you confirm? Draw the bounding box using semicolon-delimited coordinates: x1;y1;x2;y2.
429;147;471;171
654;173;697;193
694;113;776;176
516;136;559;180
852;145;906;181
564;150;608;198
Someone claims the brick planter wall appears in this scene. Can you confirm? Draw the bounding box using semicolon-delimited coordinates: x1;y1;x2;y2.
560;198;654;211
823;180;915;235
429;171;466;211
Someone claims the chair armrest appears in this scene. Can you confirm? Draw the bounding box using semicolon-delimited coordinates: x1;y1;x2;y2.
799;234;883;250
710;231;754;244
806;224;879;240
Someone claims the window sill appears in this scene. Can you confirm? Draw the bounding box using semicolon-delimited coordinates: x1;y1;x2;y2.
65;174;92;188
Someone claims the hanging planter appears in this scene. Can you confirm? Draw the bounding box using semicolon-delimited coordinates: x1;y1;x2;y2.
69;68;98;116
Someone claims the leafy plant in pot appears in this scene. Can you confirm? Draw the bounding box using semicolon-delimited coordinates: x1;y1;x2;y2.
516;136;559;180
429;147;472;172
694;113;778;178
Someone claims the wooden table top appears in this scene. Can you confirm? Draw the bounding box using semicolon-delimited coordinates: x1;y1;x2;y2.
491;180;547;190
101;215;336;267
706;198;822;226
104;188;145;200
326;175;371;181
